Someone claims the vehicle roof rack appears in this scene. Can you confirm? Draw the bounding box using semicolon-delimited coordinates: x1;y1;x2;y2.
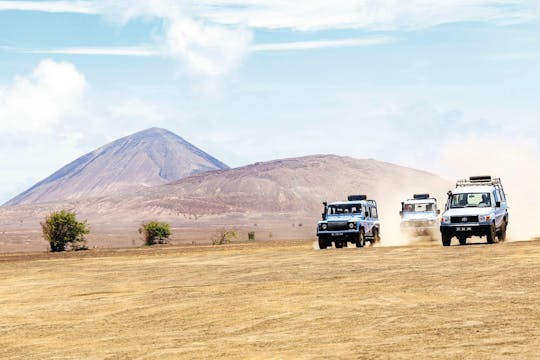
456;176;503;188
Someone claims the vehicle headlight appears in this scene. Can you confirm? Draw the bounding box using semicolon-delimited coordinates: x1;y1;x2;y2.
321;223;328;230
348;222;355;229
479;215;491;222
441;216;450;224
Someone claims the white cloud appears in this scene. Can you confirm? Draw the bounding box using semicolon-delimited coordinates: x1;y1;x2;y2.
0;59;87;133
95;0;253;79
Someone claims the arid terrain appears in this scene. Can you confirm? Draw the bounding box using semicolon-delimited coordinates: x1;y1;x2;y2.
1;239;538;359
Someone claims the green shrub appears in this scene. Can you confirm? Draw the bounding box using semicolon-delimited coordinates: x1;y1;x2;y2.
41;210;90;252
212;229;238;245
248;231;255;241
139;221;171;246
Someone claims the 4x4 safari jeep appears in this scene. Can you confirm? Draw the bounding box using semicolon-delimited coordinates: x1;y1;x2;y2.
317;195;381;249
400;194;440;240
440;176;509;246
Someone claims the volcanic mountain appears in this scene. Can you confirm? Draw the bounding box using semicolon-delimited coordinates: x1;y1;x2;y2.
4;128;228;206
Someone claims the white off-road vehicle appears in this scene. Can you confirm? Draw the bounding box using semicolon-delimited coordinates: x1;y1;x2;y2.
317;195;381;249
440;176;509;246
400;194;440;240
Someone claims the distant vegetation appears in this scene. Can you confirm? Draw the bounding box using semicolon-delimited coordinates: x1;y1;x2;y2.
139;221;171;246
212;229;238;245
41;210;90;252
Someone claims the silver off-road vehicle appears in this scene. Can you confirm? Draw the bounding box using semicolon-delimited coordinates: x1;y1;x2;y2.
440;176;509;246
400;194;440;240
317;195;381;249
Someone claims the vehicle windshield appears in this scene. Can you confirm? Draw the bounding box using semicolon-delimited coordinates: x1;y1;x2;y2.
403;203;435;213
450;193;491;208
327;204;362;215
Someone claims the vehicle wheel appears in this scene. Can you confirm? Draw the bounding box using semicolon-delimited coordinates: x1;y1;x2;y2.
372;228;381;244
335;241;344;248
355;229;366;248
499;221;507;242
442;234;452;247
343;241;348;248
458;237;467;246
487;223;497;244
318;237;327;250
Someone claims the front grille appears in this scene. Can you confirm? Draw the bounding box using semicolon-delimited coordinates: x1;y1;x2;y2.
451;216;479;224
327;222;349;231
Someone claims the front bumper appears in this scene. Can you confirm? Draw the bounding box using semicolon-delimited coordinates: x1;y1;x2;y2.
317;229;359;237
440;224;491;237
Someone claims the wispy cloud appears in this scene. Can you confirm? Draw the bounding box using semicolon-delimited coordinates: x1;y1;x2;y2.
29;46;160;57
23;36;396;57
1;0;539;80
0;0;95;14
252;36;396;52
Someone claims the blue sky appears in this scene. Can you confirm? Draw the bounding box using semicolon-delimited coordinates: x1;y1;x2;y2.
0;0;539;204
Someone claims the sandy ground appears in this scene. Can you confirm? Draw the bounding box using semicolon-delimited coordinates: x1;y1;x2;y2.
0;240;539;359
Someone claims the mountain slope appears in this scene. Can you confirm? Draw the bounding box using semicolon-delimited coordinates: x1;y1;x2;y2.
125;155;451;215
5;128;228;206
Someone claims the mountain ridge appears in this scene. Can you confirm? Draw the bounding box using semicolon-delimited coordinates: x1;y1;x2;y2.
4;127;229;206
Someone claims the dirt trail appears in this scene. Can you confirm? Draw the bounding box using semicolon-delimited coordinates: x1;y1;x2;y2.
0;240;539;359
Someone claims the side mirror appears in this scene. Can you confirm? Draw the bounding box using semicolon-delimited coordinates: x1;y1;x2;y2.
365;211;370;218
321;213;326;221
496;201;501;208
399;210;403;216
437;210;441;215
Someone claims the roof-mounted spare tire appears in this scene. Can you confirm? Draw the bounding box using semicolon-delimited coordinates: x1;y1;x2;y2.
413;194;430;200
470;176;492;182
348;195;367;201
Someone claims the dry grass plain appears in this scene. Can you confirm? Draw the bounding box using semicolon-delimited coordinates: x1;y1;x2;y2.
0;240;539;359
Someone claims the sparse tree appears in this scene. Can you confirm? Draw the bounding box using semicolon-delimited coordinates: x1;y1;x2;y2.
212;228;238;245
139;221;171;246
41;210;89;252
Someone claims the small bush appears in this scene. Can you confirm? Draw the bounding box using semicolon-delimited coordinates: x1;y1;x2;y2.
139;221;171;246
41;210;90;252
248;231;255;241
212;229;238;245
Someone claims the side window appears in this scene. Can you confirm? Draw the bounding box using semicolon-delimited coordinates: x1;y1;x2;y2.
371;207;378;219
498;189;506;202
493;191;500;203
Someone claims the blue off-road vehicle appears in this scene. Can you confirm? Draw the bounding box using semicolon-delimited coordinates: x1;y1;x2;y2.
317;195;381;249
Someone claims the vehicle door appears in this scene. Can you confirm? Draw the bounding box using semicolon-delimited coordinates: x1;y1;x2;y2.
364;205;374;235
493;190;504;228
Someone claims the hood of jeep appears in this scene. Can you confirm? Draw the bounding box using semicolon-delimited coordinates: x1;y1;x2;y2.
443;207;493;217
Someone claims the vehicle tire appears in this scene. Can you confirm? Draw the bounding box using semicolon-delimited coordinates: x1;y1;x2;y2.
458;237;467;246
372;228;381;244
318;237;327;250
343;241;348;248
486;223;497;244
499;221;507;242
335;241;344;248
355;229;366;248
442;234;452;247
